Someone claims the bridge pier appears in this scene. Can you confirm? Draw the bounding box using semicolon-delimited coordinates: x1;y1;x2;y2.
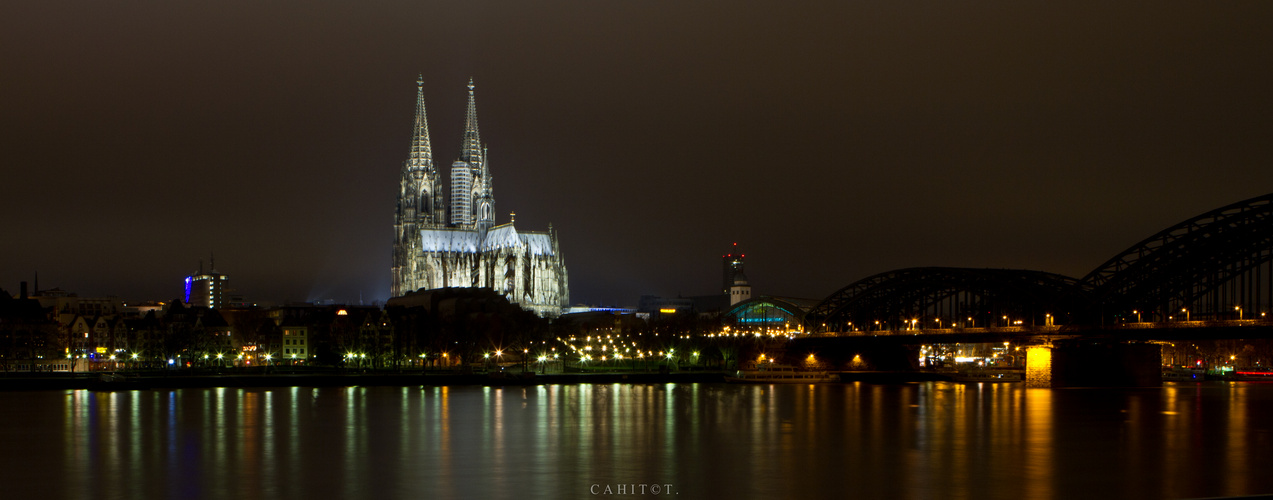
1025;341;1161;388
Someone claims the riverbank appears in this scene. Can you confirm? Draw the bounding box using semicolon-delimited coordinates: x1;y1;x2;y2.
0;371;735;391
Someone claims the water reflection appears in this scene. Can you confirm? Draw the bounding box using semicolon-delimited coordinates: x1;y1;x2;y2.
4;382;1272;499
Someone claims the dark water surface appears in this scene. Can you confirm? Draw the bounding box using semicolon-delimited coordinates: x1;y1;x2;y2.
2;382;1271;499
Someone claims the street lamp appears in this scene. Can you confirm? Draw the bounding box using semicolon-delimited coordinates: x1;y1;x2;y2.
1133;310;1141;323
1236;305;1243;320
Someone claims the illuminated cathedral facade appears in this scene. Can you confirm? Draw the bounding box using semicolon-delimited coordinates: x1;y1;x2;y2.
391;77;569;317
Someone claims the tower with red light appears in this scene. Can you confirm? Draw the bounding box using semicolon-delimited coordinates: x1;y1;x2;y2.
723;243;752;305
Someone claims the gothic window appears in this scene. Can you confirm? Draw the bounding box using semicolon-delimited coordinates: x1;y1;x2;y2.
504;256;516;293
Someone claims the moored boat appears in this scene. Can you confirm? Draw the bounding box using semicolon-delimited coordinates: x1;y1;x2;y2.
953;369;1023;383
1228;367;1273;381
1162;368;1206;382
724;365;838;383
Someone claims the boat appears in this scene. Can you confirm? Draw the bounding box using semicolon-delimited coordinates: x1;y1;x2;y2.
953;369;1023;383
1162;368;1206;382
1228;367;1273;381
724;365;838;383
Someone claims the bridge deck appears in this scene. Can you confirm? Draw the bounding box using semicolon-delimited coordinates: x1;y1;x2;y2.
809;319;1273;343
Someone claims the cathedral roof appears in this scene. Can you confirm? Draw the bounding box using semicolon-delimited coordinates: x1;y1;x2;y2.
419;224;559;256
419;229;481;253
520;232;556;256
481;224;522;251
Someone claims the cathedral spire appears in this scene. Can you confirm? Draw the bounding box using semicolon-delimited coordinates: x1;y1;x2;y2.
408;74;434;171
481;146;492;190
460;78;482;165
475;145;495;231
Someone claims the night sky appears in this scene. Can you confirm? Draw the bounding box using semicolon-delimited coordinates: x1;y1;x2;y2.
3;2;1272;307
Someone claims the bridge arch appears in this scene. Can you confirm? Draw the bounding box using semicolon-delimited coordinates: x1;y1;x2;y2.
805;267;1094;333
1083;192;1273;323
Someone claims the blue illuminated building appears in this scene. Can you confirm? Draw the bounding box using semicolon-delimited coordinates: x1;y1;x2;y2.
725;296;819;329
184;259;228;309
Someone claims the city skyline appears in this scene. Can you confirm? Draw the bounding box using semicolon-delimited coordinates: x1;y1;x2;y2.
3;2;1272;306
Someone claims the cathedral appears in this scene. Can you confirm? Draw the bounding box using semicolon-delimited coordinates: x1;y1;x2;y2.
391;77;569;317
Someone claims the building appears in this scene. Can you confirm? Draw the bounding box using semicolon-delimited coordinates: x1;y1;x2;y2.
724;296;820;332
0;283;61;371
279;319;311;362
722;243;752;306
184;260;229;309
391;77;569;317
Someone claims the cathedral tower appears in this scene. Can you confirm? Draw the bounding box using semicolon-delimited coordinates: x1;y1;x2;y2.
392;75;444;297
449;78;493;231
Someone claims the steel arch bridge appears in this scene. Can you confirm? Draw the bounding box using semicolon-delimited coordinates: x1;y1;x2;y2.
804;267;1095;333
1083;192;1273;323
807;193;1273;333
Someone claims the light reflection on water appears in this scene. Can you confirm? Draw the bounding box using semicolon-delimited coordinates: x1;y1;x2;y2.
4;382;1273;499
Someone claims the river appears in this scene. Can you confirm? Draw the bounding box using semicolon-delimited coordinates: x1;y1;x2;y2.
1;381;1270;499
